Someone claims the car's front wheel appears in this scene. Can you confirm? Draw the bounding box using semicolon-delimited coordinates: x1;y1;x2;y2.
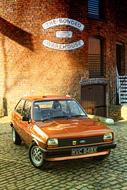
29;144;47;169
12;127;22;145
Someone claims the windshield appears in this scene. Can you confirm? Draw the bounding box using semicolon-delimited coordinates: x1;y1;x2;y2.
33;99;87;121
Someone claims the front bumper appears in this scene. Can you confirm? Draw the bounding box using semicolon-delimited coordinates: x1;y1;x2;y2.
97;143;116;151
44;142;116;161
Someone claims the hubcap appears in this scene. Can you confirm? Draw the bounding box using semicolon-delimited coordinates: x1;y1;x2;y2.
12;128;16;142
31;146;43;167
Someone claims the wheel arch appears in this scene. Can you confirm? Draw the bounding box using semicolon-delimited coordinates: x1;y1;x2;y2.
30;139;47;153
32;138;39;146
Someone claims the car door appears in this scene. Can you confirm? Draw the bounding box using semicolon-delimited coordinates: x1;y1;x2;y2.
20;100;33;144
13;99;25;136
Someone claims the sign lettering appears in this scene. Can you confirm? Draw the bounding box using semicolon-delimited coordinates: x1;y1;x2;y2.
42;18;85;31
42;40;84;51
42;18;85;51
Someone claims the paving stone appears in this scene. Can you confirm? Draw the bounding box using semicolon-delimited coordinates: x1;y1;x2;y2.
0;118;127;190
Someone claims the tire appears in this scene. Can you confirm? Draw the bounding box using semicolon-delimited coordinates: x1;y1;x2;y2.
94;151;110;161
29;144;47;169
12;127;22;145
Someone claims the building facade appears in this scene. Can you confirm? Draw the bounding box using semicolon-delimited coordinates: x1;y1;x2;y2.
0;0;127;119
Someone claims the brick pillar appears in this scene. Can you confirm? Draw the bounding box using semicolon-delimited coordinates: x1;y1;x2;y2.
0;34;8;116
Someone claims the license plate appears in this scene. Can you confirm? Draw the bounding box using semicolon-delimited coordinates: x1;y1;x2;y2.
72;146;97;156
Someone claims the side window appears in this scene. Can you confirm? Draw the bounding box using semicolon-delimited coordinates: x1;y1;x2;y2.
15;99;25;115
23;101;31;119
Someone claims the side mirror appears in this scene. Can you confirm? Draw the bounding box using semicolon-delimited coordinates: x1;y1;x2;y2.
22;116;29;122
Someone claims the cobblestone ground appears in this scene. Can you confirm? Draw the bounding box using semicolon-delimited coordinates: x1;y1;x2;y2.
0;117;127;190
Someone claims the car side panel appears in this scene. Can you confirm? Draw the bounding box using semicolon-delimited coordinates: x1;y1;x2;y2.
19;120;33;145
12;111;23;137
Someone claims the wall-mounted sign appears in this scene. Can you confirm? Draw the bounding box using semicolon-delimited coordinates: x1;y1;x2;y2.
43;40;84;51
56;31;73;38
42;18;85;51
42;18;84;31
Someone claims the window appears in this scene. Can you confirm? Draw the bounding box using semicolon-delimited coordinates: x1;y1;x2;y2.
116;0;127;27
67;101;85;116
15;99;25;115
33;100;87;121
23;100;31;119
116;42;125;75
88;37;104;78
88;0;104;19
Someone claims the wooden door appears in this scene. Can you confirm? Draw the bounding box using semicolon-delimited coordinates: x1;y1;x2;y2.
81;84;106;117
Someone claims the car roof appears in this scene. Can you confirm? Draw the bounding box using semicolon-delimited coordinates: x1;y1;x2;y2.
21;95;72;101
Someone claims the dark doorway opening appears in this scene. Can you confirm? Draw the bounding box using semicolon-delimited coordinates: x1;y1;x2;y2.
116;43;125;75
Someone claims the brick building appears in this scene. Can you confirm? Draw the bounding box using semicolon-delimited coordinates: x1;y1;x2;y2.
0;0;127;119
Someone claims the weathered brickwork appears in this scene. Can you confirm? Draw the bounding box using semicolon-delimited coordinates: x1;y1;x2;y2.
0;0;127;118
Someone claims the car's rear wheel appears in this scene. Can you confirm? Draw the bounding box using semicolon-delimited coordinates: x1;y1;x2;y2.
29;144;47;169
12;127;22;145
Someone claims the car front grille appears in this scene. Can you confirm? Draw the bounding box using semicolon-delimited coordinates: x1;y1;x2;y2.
58;136;104;147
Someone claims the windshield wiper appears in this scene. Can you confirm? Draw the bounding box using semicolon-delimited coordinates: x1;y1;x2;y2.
52;115;70;119
36;115;70;122
37;115;86;122
41;117;53;122
70;115;86;118
42;115;69;121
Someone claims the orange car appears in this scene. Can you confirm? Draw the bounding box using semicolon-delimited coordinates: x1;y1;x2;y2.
10;96;116;169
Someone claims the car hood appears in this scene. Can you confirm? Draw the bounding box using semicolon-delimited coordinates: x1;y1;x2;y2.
34;118;112;139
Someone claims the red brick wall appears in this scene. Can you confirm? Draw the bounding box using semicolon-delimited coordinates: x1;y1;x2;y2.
0;0;88;113
0;0;127;116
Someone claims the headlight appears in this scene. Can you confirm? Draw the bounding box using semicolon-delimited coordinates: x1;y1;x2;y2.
47;138;58;146
103;132;113;141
